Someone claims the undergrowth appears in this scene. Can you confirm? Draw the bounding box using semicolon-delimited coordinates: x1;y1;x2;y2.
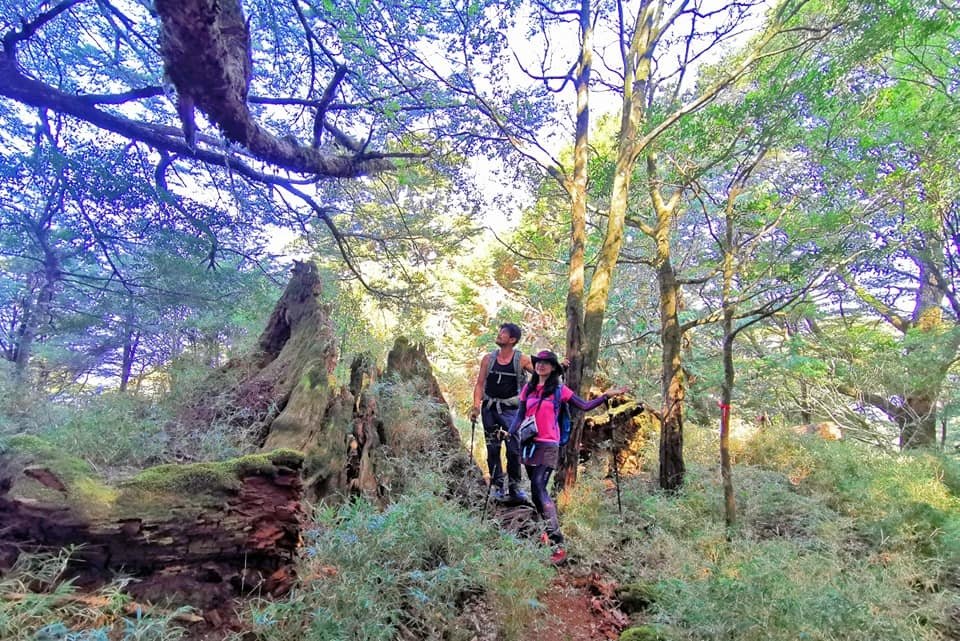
0;362;260;474
5;354;959;641
0;549;187;641
239;378;552;641
0;388;169;473
243;485;551;641
593;425;960;641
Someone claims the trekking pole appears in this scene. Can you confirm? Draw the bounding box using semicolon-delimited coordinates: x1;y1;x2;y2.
469;416;477;458
480;477;493;523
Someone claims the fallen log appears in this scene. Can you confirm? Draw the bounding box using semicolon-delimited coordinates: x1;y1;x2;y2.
0;435;303;608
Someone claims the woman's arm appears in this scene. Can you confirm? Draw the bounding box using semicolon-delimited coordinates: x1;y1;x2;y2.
568;393;607;412
567;386;629;412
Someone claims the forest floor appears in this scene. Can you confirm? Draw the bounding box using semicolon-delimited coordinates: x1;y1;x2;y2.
523;569;630;641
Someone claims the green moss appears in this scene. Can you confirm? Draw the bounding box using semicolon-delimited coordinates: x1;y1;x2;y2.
123;449;304;495
304;439;341;482
3;439;304;521
303;363;326;389
124;463;241;494
618;581;659;613
2;435;118;519
620;625;668;641
110;449;302;519
236;448;305;474
71;477;120;520
3;434;95;482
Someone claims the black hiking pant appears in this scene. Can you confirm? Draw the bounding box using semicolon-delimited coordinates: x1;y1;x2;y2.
481;402;522;491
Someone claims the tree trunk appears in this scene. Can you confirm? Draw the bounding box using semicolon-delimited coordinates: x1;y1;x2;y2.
0;438;304;608
119;327;139;392
899;394;937;448
799;379;812;424
719;190;738;527
719;338;735;527
658;258;685;491
556;0;592;492
579;0;655;393
172;264;466;505
384;336;461;446
720;324;735;527
13;257;59;379
578;400;652;476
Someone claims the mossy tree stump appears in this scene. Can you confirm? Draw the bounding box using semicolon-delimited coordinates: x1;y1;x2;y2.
177;265;471;505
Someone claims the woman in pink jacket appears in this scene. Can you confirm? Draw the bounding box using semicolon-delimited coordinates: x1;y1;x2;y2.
510;350;627;563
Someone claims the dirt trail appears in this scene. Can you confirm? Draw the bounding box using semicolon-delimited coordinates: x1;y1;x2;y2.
524;567;630;641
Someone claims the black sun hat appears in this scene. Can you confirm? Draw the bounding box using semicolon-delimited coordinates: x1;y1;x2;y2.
531;350;561;369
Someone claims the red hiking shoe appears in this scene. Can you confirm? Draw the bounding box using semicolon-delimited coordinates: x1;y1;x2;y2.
539;532;550;546
549;547;567;565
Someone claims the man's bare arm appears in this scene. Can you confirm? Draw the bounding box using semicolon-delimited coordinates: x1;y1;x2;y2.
469;354;491;420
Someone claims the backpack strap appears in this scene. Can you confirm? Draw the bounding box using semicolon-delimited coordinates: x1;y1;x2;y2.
486;349;499;375
553;387;563;424
512;350;524;395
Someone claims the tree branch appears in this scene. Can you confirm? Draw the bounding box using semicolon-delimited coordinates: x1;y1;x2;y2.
0;56;400;180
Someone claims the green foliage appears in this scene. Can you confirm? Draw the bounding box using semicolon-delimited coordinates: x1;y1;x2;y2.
374;377;452;458
558;473;625;556
619;625;669;641
737;428;960;558
37;394;170;470
598;427;960;641
244;492;550;641
0;366;171;470
0;143;284;393
0;550;187;641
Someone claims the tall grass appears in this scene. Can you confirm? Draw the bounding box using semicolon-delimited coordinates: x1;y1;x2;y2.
0;379;171;473
0;550;187;641
0;361;261;473
603;426;960;640
244;489;551;641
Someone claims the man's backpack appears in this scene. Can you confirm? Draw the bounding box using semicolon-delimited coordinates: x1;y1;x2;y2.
486;349;526;395
552;387;572;446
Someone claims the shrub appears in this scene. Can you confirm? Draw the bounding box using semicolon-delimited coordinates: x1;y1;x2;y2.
243;491;550;641
603;427;960;641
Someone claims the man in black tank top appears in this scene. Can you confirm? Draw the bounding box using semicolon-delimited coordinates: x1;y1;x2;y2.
470;323;534;501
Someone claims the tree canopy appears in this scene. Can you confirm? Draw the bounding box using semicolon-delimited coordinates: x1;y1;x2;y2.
1;0;958;466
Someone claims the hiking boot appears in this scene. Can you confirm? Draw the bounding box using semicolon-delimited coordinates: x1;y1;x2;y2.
549;546;567;565
539;532;550;546
492;486;507;501
508;488;528;502
508;484;528;502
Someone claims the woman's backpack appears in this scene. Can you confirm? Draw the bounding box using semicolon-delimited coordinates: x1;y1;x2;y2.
552;388;572;446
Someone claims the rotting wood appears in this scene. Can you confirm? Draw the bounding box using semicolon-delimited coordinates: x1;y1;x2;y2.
0;439;304;609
